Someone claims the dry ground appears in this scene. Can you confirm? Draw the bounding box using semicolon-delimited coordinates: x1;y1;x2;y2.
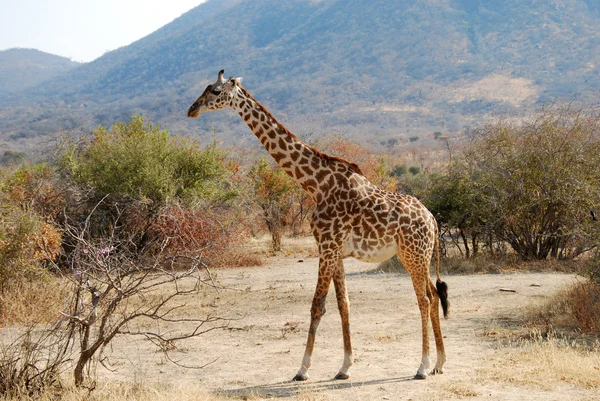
82;255;600;401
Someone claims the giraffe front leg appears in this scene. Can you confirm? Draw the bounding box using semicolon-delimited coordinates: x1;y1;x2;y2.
333;263;352;380
293;263;333;381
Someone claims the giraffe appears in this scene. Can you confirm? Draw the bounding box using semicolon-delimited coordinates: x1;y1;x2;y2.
188;70;449;381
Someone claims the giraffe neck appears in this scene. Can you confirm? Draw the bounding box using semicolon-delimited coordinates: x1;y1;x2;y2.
231;87;342;200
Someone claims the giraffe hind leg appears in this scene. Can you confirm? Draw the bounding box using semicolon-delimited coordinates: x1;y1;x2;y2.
332;262;352;380
428;280;446;374
405;263;432;380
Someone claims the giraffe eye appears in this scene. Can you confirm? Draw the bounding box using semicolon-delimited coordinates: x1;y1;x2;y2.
211;88;221;95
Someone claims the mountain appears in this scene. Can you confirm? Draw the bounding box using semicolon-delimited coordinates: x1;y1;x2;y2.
0;48;81;93
1;0;599;152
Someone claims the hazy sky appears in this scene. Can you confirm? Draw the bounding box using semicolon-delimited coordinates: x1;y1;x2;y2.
0;0;205;62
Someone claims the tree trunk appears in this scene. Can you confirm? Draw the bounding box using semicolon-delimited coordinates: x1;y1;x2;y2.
460;229;471;259
271;224;282;251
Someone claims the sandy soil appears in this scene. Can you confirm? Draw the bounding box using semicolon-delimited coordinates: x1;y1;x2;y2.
98;257;597;400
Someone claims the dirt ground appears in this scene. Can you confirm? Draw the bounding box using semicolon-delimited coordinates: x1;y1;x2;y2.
96;256;597;401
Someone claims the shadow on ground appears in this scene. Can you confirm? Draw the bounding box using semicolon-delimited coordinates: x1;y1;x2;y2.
221;376;414;399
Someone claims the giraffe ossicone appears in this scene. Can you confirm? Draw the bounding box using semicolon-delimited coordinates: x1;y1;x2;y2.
188;70;449;381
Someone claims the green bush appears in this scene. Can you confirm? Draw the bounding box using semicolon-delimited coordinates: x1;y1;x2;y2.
58;115;235;207
56;116;238;256
462;107;600;260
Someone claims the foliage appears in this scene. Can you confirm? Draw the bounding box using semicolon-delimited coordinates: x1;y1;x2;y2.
58;116;235;207
462;107;600;260
423;169;487;258
147;204;245;264
585;252;600;285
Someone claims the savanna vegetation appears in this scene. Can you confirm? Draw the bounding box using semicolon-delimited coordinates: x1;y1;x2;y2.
1;106;599;398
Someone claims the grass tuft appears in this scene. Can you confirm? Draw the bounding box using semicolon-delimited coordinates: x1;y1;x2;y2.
485;330;600;390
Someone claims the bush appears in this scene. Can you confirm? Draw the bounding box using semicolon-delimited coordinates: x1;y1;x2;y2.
462;107;600;260
147;204;249;265
0;208;61;291
56;116;238;258
58;115;235;207
0;164;62;294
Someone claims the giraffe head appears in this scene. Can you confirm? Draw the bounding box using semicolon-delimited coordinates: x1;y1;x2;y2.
187;70;242;118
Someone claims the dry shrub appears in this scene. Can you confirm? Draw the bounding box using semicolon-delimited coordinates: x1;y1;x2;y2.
568;281;600;334
375;255;406;273
0;207;62;288
526;280;600;335
0;323;70;398
145;205;261;267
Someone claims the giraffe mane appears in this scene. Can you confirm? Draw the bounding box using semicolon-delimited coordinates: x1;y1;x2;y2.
237;85;365;176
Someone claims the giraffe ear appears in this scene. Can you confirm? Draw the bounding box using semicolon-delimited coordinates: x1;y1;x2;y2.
235;77;243;85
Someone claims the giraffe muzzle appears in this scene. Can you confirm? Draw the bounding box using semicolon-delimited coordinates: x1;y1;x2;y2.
187;103;202;118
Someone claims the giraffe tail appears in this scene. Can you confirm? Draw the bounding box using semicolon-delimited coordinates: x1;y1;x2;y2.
434;231;450;319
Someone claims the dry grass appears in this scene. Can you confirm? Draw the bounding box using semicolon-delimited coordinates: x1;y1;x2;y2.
524;280;600;335
0;277;68;325
483;331;600;391
480;277;600;393
0;381;336;401
375;254;513;275
239;234;318;260
212;248;264;268
443;383;481;398
0;382;216;401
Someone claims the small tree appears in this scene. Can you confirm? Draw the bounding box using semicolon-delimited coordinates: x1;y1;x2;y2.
249;158;295;251
56;204;225;387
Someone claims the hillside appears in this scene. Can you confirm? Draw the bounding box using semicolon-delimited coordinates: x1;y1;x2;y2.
1;0;599;152
0;48;81;93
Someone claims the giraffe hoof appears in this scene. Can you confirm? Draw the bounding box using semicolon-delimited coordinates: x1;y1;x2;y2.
431;367;445;375
414;371;428;380
334;372;350;380
293;373;309;381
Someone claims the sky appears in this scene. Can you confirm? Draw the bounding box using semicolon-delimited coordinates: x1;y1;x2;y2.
0;0;206;62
